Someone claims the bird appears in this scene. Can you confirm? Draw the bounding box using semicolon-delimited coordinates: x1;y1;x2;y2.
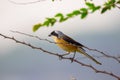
49;30;102;65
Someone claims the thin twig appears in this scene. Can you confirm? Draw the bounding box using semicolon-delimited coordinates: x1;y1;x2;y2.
83;46;120;63
0;33;120;80
10;30;55;44
115;4;120;9
8;0;46;5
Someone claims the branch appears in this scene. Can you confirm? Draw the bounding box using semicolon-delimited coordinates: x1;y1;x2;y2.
0;33;60;56
11;30;120;63
115;4;120;9
8;0;46;5
8;0;64;5
83;46;120;63
0;33;120;80
73;59;120;80
10;30;55;44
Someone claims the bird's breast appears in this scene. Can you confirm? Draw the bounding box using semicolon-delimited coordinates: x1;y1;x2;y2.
53;36;78;52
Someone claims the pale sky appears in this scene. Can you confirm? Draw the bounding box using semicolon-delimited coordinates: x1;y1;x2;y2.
0;0;120;80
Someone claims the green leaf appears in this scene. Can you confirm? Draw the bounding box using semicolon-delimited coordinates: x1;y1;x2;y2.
55;13;67;22
43;20;50;26
66;10;80;18
86;2;101;13
72;10;80;15
109;0;116;8
49;18;57;26
60;18;68;22
55;13;65;22
80;8;88;13
43;18;57;26
33;23;42;32
81;13;88;19
55;13;64;18
101;0;116;14
103;0;116;10
86;2;95;9
80;8;88;19
109;0;116;4
101;7;108;13
95;6;101;10
67;13;74;18
92;6;101;12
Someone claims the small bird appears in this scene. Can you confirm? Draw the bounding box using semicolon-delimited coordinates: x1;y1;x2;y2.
49;30;101;65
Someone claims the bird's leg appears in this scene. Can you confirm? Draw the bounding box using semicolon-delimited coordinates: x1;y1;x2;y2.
71;52;76;63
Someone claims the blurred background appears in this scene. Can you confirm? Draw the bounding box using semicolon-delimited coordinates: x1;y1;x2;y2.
0;0;120;80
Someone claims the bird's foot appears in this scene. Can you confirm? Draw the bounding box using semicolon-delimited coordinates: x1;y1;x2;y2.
71;52;76;63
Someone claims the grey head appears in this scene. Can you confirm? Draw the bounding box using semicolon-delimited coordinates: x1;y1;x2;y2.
49;30;64;38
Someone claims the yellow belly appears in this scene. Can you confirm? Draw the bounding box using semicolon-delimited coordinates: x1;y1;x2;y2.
53;37;77;53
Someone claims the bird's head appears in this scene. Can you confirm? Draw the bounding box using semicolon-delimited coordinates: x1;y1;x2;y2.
49;30;64;38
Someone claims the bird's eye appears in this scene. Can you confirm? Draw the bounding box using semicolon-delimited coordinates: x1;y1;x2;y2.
51;31;55;35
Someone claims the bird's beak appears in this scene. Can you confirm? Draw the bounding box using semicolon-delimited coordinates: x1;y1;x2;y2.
48;34;51;37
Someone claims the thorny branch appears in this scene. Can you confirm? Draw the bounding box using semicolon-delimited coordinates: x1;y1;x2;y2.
0;33;120;80
11;30;120;63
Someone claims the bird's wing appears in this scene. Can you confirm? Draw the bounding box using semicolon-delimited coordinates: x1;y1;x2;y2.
62;34;84;47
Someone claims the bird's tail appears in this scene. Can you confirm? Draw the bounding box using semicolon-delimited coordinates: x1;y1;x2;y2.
77;48;102;65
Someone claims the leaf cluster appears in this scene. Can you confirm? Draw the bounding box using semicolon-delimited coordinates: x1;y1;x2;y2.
86;2;101;13
33;0;120;32
101;0;120;13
